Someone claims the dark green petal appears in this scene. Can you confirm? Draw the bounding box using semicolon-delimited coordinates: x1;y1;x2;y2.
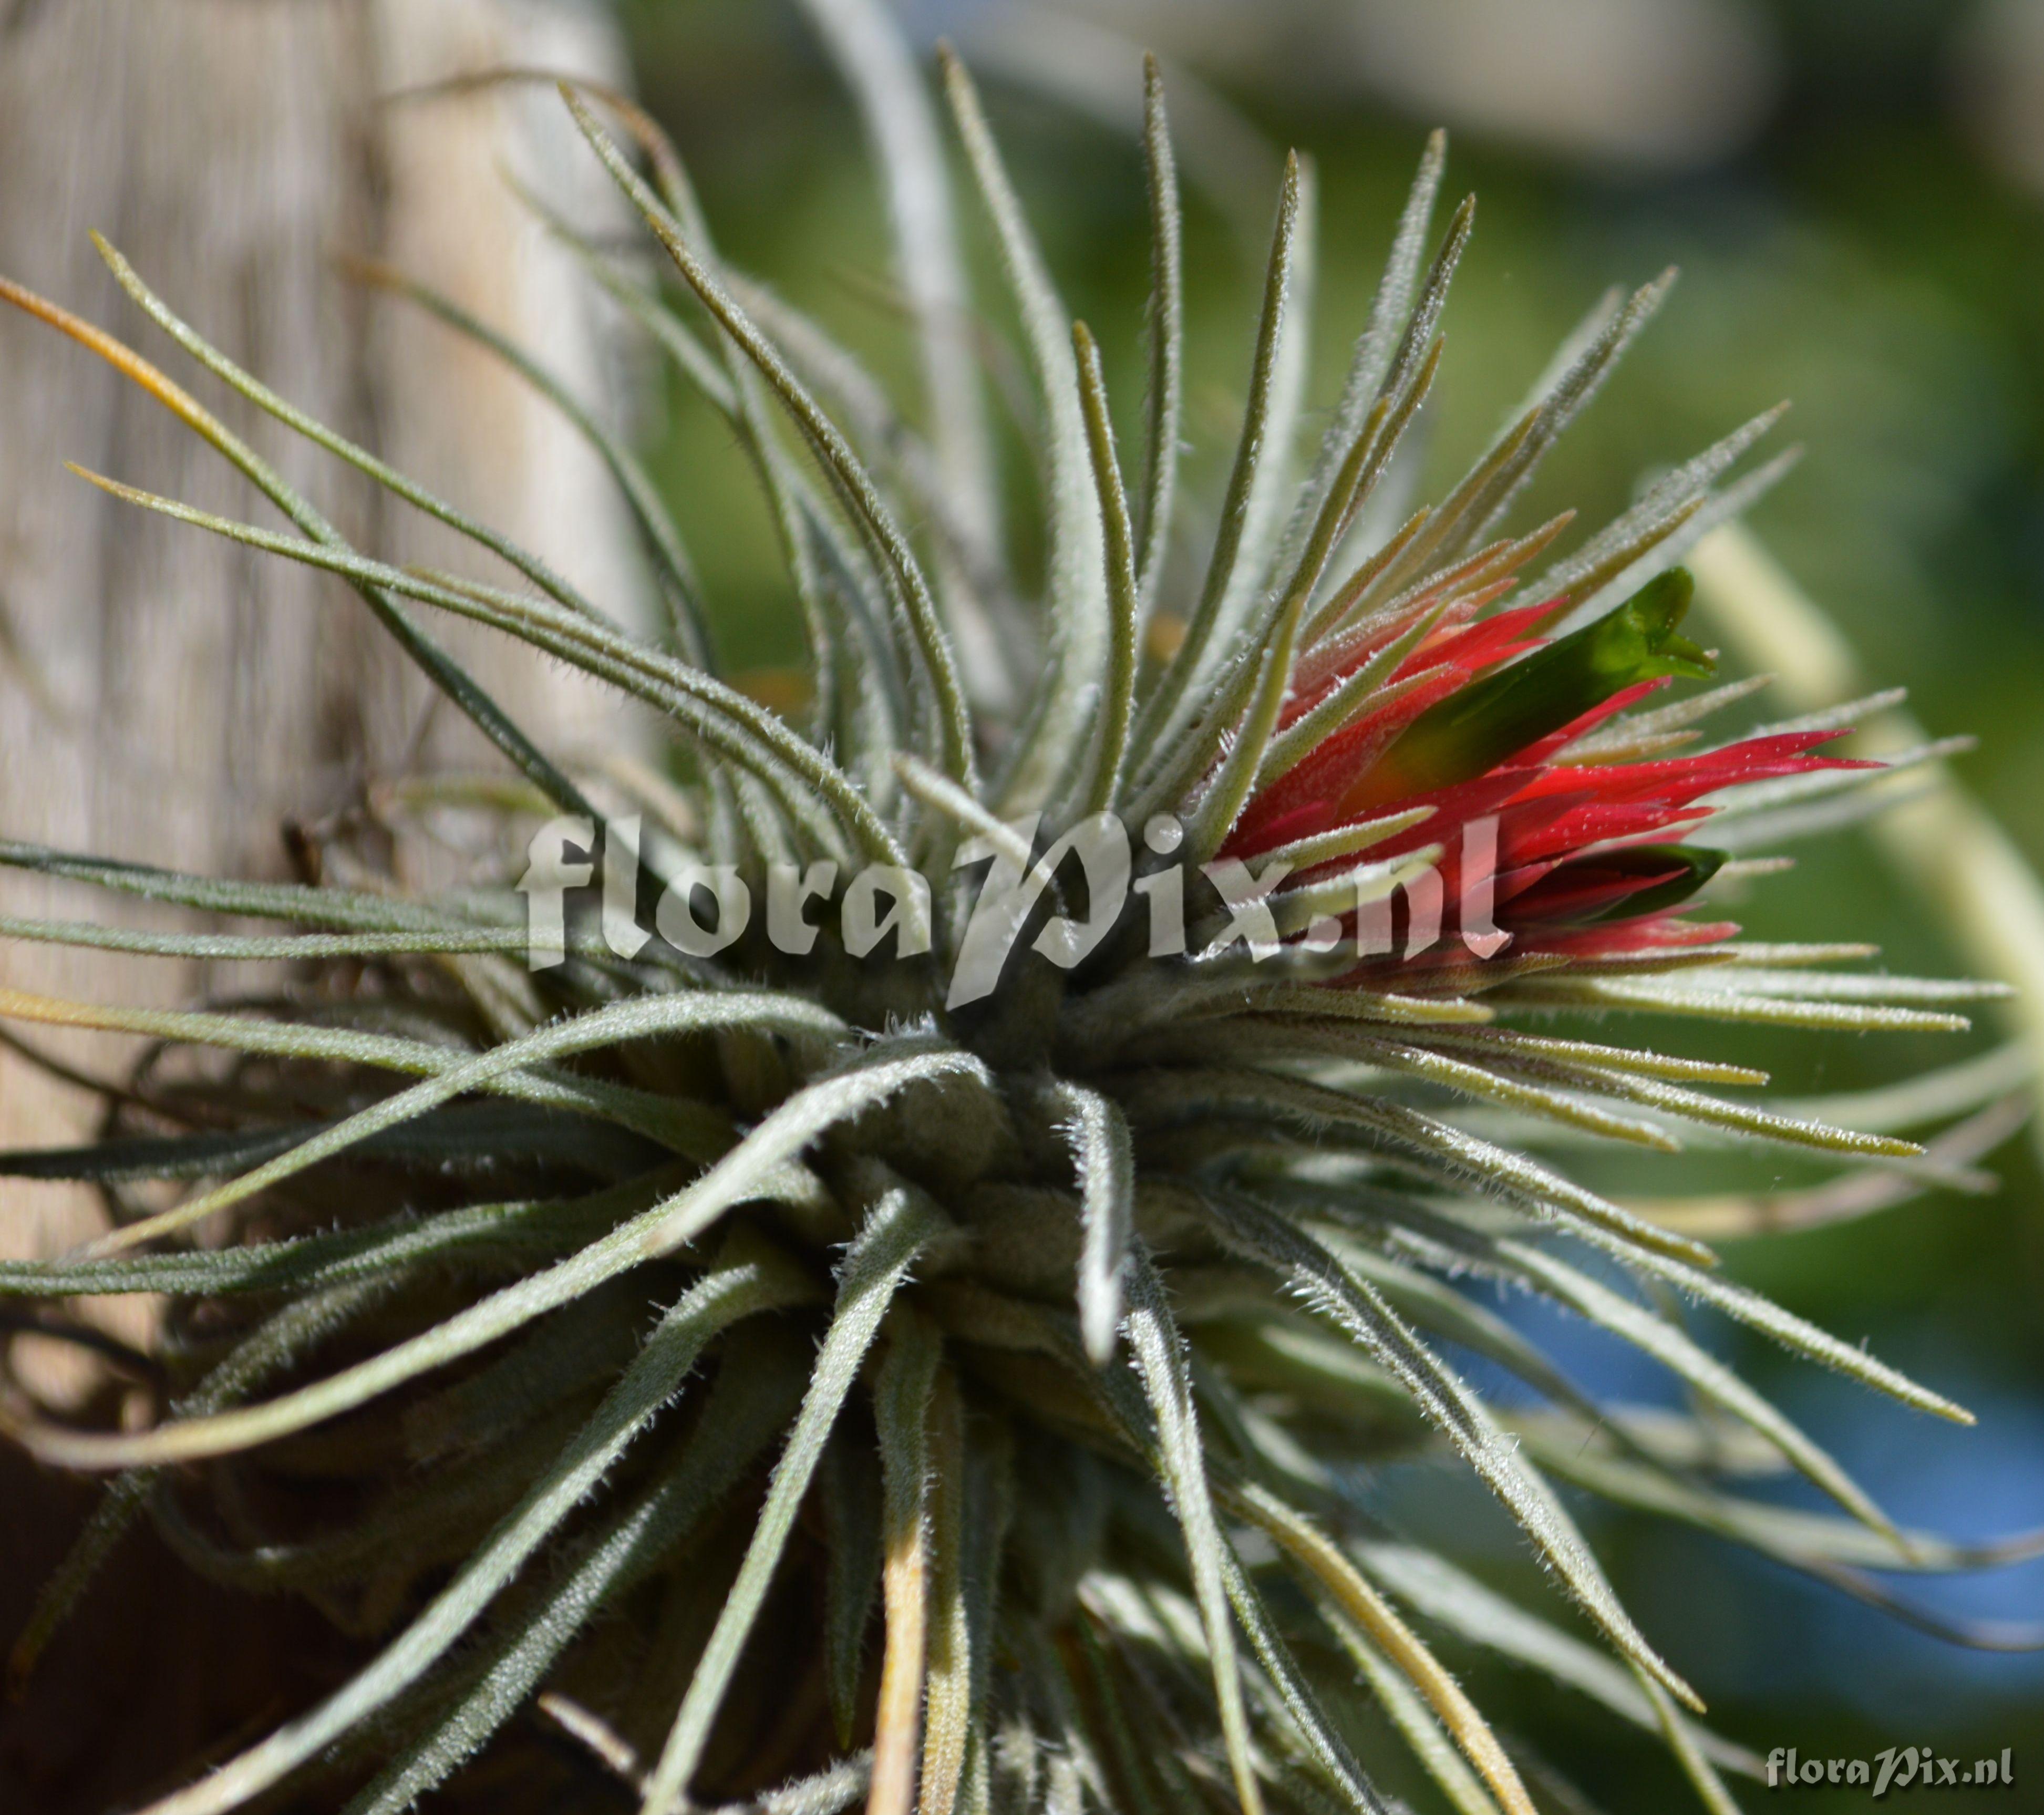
1370;569;1712;801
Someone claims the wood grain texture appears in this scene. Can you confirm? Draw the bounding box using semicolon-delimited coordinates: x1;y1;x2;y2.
0;7;650;1800
0;0;649;1273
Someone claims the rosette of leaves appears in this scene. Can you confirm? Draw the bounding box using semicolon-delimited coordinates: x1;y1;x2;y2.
0;24;2031;1815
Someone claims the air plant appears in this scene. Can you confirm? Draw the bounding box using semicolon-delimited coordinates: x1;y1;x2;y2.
0;18;2030;1815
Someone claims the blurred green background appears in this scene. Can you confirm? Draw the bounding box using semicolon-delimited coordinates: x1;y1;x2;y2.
615;2;2044;1805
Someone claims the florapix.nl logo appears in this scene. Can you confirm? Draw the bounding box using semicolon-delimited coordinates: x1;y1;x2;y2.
515;808;1514;1000
1766;1746;2016;1797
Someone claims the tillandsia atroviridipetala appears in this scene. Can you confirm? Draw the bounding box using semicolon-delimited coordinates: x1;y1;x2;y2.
0;14;2033;1815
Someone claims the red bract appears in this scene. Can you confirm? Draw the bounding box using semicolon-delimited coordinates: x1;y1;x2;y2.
1225;574;1876;975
